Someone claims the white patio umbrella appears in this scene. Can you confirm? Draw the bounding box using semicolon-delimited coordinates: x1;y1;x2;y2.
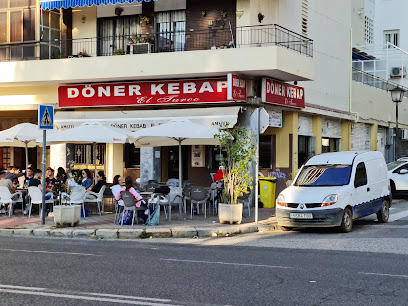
39;123;128;184
129;120;220;187
0;123;43;169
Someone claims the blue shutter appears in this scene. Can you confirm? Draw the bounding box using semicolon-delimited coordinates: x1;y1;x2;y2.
40;0;157;10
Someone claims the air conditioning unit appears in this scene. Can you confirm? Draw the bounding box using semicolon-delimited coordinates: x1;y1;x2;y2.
390;66;407;78
129;42;152;54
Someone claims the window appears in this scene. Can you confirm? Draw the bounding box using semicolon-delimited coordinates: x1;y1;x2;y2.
365;16;373;44
354;162;367;187
259;135;274;169
40;9;61;59
298;136;315;167
0;0;36;61
124;143;140;168
98;15;141;56
322;138;340;153
74;144;106;166
207;145;226;170
384;29;400;47
155;10;186;52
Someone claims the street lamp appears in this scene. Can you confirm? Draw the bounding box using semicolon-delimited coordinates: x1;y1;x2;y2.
390;86;406;160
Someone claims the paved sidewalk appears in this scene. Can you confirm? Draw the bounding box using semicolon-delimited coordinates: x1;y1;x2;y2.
0;207;278;240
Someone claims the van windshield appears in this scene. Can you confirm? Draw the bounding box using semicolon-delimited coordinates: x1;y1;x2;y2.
294;165;352;187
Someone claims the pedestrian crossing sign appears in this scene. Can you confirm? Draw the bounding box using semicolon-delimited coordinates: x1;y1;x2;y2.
38;105;54;130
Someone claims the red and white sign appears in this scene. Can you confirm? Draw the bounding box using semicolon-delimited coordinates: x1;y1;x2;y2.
227;73;247;102
58;77;247;108
261;78;305;108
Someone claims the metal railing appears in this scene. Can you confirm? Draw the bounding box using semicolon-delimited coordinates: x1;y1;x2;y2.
0;24;313;62
352;67;408;97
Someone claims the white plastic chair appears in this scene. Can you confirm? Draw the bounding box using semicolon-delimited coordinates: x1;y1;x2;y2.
68;186;87;217
0;186;23;217
27;186;54;218
84;185;106;216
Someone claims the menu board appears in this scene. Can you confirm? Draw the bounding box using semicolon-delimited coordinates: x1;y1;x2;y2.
192;145;205;167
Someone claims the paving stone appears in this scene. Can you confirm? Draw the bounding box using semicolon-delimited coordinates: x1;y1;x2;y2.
257;224;278;232
13;229;33;237
196;227;220;238
73;229;96;239
96;229;118;240
144;228;171;238
33;228;51;237
118;229;143;239
50;229;73;238
171;227;197;238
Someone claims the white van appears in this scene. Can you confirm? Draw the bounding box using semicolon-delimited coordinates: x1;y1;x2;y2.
276;151;391;232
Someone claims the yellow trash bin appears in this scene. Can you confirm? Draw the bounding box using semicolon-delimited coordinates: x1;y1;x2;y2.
259;177;278;208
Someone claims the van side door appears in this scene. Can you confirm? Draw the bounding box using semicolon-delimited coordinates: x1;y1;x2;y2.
353;161;373;218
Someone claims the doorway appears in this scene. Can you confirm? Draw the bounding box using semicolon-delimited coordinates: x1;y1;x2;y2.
161;146;188;182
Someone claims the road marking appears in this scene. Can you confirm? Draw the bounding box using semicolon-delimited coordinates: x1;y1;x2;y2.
160;258;292;269
359;272;408;278
0;285;180;305
0;248;101;257
389;210;408;222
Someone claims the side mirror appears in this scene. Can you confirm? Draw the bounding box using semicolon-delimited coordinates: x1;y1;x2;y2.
355;178;367;188
399;169;408;174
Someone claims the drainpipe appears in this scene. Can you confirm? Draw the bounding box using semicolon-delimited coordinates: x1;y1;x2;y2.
349;28;359;122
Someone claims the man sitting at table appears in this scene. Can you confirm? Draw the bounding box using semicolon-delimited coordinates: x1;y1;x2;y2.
28;169;55;215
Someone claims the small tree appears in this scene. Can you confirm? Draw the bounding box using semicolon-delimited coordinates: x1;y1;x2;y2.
216;127;256;204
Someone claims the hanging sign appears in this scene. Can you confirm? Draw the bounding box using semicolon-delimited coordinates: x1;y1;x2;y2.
58;76;247;108
261;78;305;108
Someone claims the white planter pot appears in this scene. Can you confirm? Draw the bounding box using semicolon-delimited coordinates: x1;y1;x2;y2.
218;203;243;224
54;205;81;227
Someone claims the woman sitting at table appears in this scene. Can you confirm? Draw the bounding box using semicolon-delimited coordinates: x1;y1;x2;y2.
111;175;123;198
115;176;146;222
81;169;92;190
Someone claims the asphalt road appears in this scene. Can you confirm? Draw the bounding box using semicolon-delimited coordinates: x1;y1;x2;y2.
1;200;408;306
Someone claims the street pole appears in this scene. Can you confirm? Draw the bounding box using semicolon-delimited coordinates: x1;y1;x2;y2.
41;130;46;225
255;107;260;224
396;102;399;160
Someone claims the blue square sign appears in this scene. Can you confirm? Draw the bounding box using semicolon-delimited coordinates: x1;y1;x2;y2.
38;105;54;130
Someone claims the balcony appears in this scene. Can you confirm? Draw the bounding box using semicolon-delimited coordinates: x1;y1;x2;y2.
0;24;314;86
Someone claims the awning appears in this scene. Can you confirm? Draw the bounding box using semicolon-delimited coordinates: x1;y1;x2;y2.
40;0;157;10
55;107;241;132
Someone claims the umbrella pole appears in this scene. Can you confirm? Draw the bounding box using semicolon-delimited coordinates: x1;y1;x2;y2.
24;141;29;170
178;139;182;221
93;142;97;185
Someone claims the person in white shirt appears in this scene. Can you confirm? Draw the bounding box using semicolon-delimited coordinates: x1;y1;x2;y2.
110;175;123;197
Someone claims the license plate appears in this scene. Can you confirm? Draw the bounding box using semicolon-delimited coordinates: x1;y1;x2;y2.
290;213;313;219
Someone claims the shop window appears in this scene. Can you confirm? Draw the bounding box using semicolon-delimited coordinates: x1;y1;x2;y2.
124;143;140;168
259;135;274;169
74;144;106;166
206;145;226;170
155;10;186;52
322;138;340;153
298;135;315;167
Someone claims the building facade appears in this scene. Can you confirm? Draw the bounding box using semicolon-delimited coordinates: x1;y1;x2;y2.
1;0;405;200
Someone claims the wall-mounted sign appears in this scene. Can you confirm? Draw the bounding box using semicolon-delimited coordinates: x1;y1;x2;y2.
58;76;247;108
261;78;305;108
227;73;247;102
191;145;205;167
268;110;282;128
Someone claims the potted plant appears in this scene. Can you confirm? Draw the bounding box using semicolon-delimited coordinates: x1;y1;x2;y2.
216;127;256;224
201;10;207;17
113;49;125;55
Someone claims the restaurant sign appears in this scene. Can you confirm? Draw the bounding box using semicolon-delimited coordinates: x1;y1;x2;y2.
261;78;305;108
58;75;247;108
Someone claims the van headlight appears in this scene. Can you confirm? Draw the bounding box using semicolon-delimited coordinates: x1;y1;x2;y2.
321;194;338;207
276;194;286;207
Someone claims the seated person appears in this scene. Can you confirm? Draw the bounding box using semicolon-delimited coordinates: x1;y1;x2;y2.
24;167;34;186
110;175;123;198
0;171;19;213
28;169;55;214
213;166;226;182
86;171;107;200
45;167;57;189
115;176;146;222
81;169;92;190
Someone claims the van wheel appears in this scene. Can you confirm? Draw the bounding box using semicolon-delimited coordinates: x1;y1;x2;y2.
339;208;353;233
279;226;293;231
377;199;390;223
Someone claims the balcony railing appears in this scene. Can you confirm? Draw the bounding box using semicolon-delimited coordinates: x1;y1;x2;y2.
352;67;408;98
0;24;313;62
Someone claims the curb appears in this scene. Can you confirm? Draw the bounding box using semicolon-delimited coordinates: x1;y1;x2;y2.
2;222;277;241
